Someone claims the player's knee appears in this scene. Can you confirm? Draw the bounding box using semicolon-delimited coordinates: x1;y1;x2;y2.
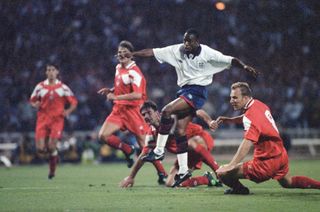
278;179;292;188
98;131;110;142
161;105;173;117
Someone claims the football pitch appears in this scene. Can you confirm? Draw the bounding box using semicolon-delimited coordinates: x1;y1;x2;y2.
1;160;320;212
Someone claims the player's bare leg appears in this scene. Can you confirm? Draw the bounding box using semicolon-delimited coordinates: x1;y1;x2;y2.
47;138;59;179
278;173;320;189
99;121;135;168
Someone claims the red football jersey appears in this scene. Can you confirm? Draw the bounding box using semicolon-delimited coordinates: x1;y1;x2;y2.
243;99;284;159
30;79;78;118
113;61;147;106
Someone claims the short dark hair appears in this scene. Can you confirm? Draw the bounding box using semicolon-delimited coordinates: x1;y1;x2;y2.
46;63;60;71
185;28;200;40
119;40;134;52
140;100;158;113
231;82;252;97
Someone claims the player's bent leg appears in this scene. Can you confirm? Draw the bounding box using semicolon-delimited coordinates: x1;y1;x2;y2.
188;137;220;173
278;173;320;189
219;163;250;195
99;122;135;167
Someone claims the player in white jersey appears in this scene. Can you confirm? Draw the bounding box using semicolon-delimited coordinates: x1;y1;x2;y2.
131;28;258;187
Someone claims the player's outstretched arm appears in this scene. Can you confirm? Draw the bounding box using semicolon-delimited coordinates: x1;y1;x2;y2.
196;109;218;131
132;49;154;57
231;58;259;78
216;115;244;125
119;153;146;188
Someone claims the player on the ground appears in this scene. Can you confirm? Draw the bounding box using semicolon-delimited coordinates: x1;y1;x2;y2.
30;64;78;179
97;40;165;178
120;101;222;188
131;28;258;186
214;82;320;194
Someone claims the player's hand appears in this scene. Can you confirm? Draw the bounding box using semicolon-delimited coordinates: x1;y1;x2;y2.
97;87;113;96
31;101;41;109
216;116;227;124
106;93;116;101
119;176;134;188
244;65;259;78
216;164;235;177
208;120;219;131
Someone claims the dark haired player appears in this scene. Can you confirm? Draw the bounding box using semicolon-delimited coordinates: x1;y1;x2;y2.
130;29;258;186
30;64;78;179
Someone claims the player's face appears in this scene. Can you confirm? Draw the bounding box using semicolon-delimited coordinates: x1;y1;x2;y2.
141;108;160;127
230;88;249;110
46;66;59;80
117;47;132;65
183;33;199;52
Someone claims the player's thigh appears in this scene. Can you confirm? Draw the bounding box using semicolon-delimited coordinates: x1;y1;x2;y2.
162;98;191;115
135;134;146;148
176;115;193;136
188;135;207;150
99;120;121;139
49;118;64;141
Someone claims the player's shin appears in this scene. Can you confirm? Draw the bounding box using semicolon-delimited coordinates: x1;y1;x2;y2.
154;116;174;154
176;135;188;174
49;149;58;179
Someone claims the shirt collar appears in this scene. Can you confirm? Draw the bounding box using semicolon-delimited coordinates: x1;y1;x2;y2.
244;98;254;110
184;45;202;59
44;79;60;85
125;61;135;69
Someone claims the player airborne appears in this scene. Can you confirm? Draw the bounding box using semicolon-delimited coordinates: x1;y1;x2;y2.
131;28;258;186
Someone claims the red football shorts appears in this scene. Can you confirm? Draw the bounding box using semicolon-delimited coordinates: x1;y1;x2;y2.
243;151;289;183
174;150;203;170
200;131;214;151
106;104;148;136
35;115;64;141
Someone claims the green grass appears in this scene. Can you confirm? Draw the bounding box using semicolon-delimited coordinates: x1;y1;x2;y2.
1;160;320;212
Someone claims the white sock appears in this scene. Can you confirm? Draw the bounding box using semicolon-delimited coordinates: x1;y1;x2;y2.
177;152;188;174
153;134;169;155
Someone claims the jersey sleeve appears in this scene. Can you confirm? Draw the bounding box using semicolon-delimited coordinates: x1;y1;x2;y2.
243;115;260;144
153;45;180;67
128;69;145;94
29;83;42;103
62;84;78;106
206;47;233;68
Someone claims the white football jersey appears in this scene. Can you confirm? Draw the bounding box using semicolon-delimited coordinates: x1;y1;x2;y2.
153;44;233;87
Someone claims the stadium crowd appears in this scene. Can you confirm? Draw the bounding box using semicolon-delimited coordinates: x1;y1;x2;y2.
0;0;319;135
